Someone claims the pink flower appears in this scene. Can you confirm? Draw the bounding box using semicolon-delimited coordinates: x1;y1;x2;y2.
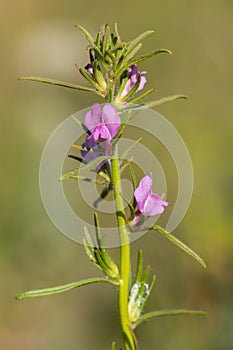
134;173;169;216
84;103;121;143
120;64;147;99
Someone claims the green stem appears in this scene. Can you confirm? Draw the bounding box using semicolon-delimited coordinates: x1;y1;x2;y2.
111;149;135;350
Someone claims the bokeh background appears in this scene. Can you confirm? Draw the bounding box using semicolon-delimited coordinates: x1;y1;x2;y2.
1;0;233;349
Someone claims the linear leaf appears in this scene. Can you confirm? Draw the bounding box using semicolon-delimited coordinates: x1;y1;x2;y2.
128;89;154;105
19;76;104;97
128;94;187;109
135;250;143;283
16;277;117;300
60;156;113;180
134;309;207;328
126;30;154;53
75;25;95;44
129;48;171;66
153;225;207;269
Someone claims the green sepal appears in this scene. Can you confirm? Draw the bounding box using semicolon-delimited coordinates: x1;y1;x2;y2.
134;309;207;328
19;76;104;97
16;277;117;300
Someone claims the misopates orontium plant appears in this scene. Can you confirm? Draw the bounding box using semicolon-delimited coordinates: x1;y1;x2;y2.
16;24;207;350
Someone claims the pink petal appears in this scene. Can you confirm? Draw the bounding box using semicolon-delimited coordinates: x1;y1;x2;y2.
92;124;112;142
137;71;147;92
102;104;121;138
84;103;101;132
143;193;168;216
134;173;153;212
120;79;133;99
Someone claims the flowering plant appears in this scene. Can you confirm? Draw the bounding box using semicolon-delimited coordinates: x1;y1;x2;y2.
16;24;206;350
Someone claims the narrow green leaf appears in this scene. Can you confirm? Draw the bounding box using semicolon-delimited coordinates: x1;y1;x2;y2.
64;174;107;185
84;226;95;248
114;110;132;139
19;76;104;97
119;192;135;219
94;212;101;248
60;156;113;180
141;265;151;284
127;161;137;191
120;138;142;163
127;30;154;53
114;23;121;40
93;184;112;208
75;25;95;44
70;115;89;134
135;250;143;283
102;24;110;53
111;341;116;350
16;277;117;300
71;144;104;155
129;48;171;66
115;48;170;81
78;67;100;90
120;43;142;67
83;238;96;263
128;89;154;105
129;95;187;110
134;309;207;328
68;155;85;164
153;225;207;269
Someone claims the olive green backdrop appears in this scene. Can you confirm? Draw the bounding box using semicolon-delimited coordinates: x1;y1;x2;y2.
1;0;233;349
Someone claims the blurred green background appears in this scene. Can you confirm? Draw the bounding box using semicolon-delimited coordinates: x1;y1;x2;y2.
1;0;233;349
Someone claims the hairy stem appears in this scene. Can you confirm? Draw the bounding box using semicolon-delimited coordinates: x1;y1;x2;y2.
111;149;134;350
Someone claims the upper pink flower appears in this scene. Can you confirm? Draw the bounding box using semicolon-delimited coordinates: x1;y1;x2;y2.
84;103;121;142
134;173;169;216
120;64;147;99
